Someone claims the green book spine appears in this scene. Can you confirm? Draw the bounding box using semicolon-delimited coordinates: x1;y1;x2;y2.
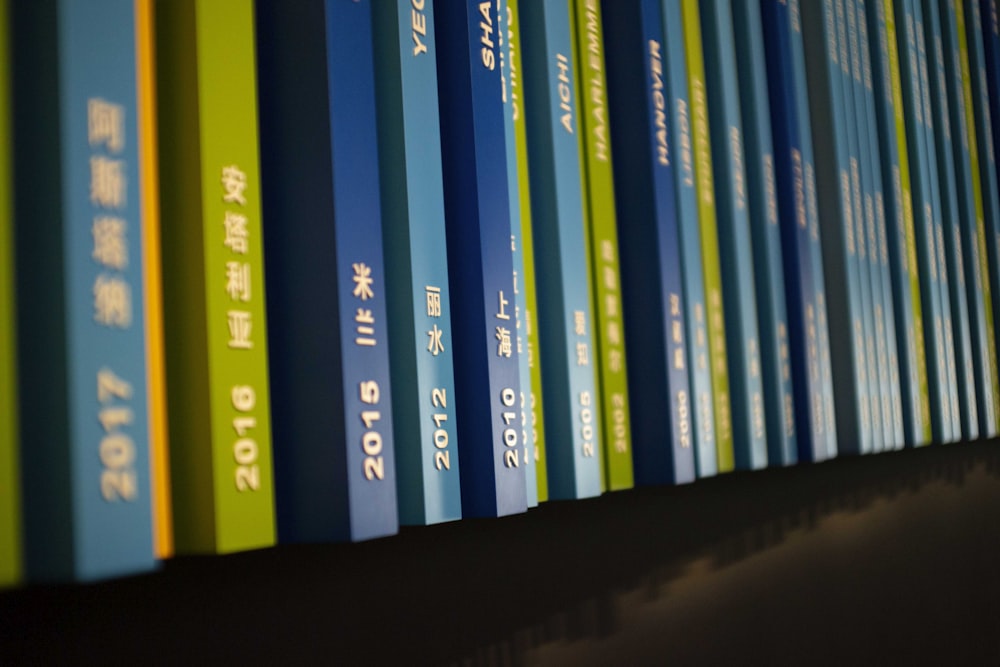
572;0;633;491
508;0;548;502
0;0;19;587
156;0;275;553
680;0;734;472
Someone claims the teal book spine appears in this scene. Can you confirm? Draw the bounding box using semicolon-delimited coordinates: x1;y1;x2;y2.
895;0;950;444
501;0;538;506
923;0;980;439
802;0;872;454
661;0;717;477
371;0;463;524
521;0;603;499
13;0;155;581
790;0;840;459
943;0;1000;437
843;0;884;453
434;0;527;517
699;0;768;470
732;0;797;466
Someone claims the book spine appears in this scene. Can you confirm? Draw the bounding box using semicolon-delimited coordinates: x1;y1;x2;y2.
521;0;602;499
790;0;840;459
843;0;883;454
700;0;768;470
15;0;155;580
661;0;717;477
679;0;733;472
158;0;276;553
372;0;462;525
866;0;926;447
948;0;1000;437
572;0;634;491
508;0;549;501
134;0;171;559
924;0;980;439
801;0;870;454
860;0;907;449
602;0;694;485
761;0;822;464
966;0;1000;437
502;0;538;507
895;0;949;444
0;0;19;586
733;0;797;467
434;0;527;516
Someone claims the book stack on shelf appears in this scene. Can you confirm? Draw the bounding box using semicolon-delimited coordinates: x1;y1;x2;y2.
3;0;1000;587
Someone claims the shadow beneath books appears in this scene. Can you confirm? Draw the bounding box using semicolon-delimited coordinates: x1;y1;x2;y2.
3;441;1000;665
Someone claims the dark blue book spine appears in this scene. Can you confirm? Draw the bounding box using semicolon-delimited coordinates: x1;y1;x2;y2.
732;0;796;466
434;0;527;516
372;0;463;524
521;0;603;498
257;0;399;541
924;0;980;439
802;0;871;454
790;0;840;459
661;0;717;477
13;0;155;581
699;0;768;469
761;0;823;464
602;0;694;485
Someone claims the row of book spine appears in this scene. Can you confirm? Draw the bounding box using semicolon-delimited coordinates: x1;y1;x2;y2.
3;0;1000;585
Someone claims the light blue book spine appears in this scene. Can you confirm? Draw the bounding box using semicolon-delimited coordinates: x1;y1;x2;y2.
372;0;463;525
13;0;155;581
500;0;538;507
896;0;949;444
801;0;871;454
790;0;839;459
661;0;717;477
860;0;907;449
521;0;602;499
732;0;796;466
923;0;979;440
434;0;527;517
966;0;1000;437
916;1;962;443
699;0;767;470
943;0;999;437
840;0;880;454
761;0;821;465
865;0;927;447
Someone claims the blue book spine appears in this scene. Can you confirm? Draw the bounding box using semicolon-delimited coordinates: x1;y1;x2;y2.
860;0;907;449
801;0;871;454
969;0;1000;437
761;0;823;464
843;0;884;454
661;0;717;477
500;0;538;507
865;0;928;447
790;0;840;459
732;0;796;466
521;0;603;498
699;0;768;469
13;0;155;581
952;0;999;436
371;0;463;525
924;0;980;440
257;0;399;541
434;0;526;516
602;0;695;485
895;0;949;444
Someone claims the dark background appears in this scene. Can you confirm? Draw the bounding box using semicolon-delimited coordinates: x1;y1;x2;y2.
2;440;1000;665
